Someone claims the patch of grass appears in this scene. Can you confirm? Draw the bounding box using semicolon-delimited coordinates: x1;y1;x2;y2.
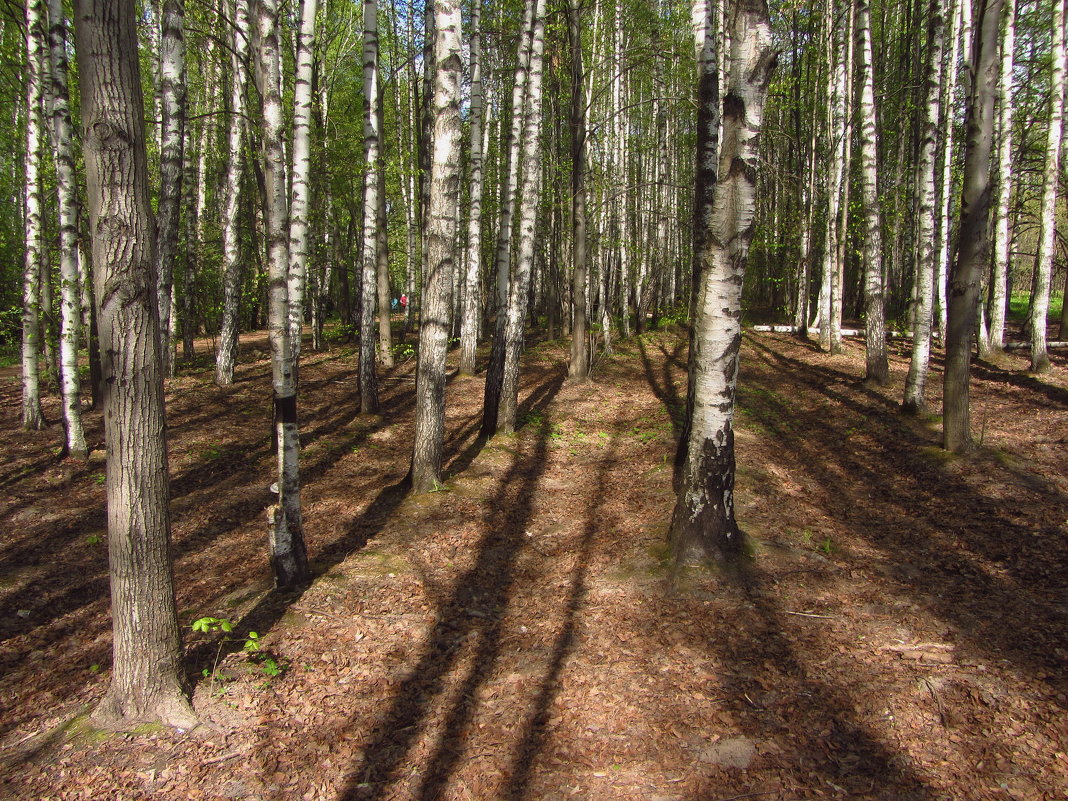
1008;291;1064;323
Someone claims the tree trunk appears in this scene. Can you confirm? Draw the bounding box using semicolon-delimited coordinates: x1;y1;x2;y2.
73;0;195;730
903;0;944;415
46;0;88;458
410;0;462;493
856;0;888;385
288;0;319;371
986;0;1016;354
376;125;394;369
155;0;185;378
1029;0;1065;374
944;0;1003;453
258;0;309;586
22;0;46;431
214;0;250;386
670;0;775;565
567;0;589;381
458;0;483;376
935;0;964;342
358;0;382;414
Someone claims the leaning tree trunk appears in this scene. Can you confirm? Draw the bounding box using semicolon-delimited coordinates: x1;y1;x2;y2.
155;0;185;378
288;0;319;370
944;0;1003;453
22;0;46;431
567;0;589;382
214;0;250;385
46;0;87;458
903;0;945;415
358;0;382;414
73;0;196;730
409;0;462;493
495;0;547;435
1029;0;1065;374
258;0;309;586
856;0;888;385
670;0;775;565
986;0;1016;355
458;0;484;377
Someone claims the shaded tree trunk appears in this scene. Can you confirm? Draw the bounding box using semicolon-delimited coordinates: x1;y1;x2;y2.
458;0;484;376
567;0;589;381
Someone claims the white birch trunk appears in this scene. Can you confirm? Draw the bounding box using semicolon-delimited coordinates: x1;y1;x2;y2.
358;0;381;413
1030;0;1065;373
458;0;484;376
935;0;964;341
215;0;250;385
22;0;45;431
987;0;1016;353
46;0;87;456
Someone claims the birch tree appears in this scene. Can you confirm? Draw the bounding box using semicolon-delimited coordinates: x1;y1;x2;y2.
567;0;589;381
73;0;195;729
1029;0;1065;374
671;0;775;564
259;0;309;586
359;0;382;414
457;0;484;377
410;0;462;492
22;0;46;431
903;0;944;415
944;0;1004;453
46;0;87;457
214;0;250;386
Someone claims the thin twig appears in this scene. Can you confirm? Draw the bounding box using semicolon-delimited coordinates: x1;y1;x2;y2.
783;610;834;619
202;744;252;766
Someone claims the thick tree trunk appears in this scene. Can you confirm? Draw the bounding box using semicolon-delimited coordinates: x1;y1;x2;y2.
73;0;195;730
670;0;775;565
856;0;888;385
944;0;1003;453
22;0;46;431
46;0;87;457
567;0;589;381
903;0;944;415
259;0;309;586
458;0;484;376
986;0;1016;355
1029;0;1065;374
288;0;319;370
214;0;250;386
155;0;185;378
358;0;382;414
410;0;462;493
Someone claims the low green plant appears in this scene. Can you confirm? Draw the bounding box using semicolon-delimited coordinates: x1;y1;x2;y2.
392;342;416;361
92;473;105;486
85;534;102;546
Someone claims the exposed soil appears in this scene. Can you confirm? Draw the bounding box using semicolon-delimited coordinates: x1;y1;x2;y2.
0;327;1066;801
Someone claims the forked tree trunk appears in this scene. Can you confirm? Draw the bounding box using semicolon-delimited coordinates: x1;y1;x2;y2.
358;0;382;413
214;0;250;386
46;0;87;457
288;0;319;370
259;0;309;586
903;0;944;415
1029;0;1065;373
986;0;1016;354
670;0;775;565
22;0;45;431
155;0;185;378
856;0;888;385
73;0;195;730
944;0;1003;453
457;0;484;376
410;0;462;492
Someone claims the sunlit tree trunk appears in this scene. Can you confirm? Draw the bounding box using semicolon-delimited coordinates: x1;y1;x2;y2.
358;0;381;413
376;116;394;369
259;0;309;586
986;0;1016;355
819;0;844;353
22;0;46;431
671;0;775;565
46;0;87;457
410;0;462;492
856;0;888;385
288;0;319;370
568;0;589;381
74;0;195;730
155;0;185;378
944;0;1003;453
458;0;484;376
215;0;250;385
903;0;944;414
1029;0;1065;373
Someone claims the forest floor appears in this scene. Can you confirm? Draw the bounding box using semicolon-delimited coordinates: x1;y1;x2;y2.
0;324;1066;801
